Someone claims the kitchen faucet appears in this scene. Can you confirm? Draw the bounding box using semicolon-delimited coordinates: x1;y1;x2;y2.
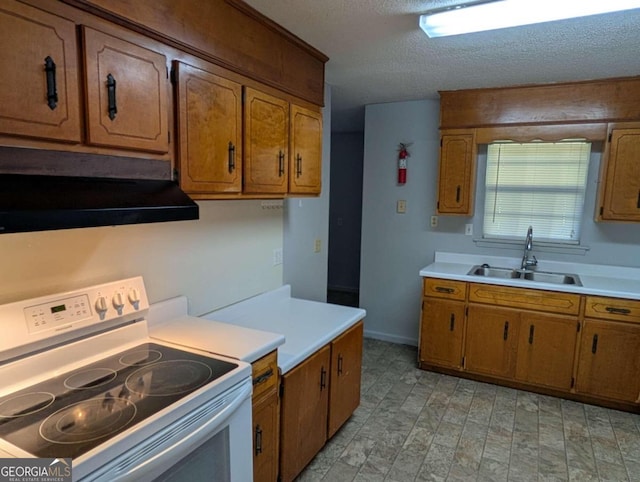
521;225;538;270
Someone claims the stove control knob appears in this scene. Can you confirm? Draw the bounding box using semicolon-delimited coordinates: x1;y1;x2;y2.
128;288;141;306
112;292;125;311
95;296;108;315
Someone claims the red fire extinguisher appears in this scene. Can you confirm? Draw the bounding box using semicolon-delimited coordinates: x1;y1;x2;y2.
397;143;411;184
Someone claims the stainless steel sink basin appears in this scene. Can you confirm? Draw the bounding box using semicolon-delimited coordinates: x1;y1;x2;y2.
468;265;582;286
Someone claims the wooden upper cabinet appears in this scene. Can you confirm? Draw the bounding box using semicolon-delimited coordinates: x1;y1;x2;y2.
175;62;242;194
0;1;81;143
599;125;640;221
328;321;362;438
244;87;289;194
289;105;322;194
437;130;476;215
82;26;169;153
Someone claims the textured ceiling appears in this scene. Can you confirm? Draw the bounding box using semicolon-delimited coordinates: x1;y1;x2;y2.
244;0;640;132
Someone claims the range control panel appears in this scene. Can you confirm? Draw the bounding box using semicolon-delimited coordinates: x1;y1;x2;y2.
0;277;149;358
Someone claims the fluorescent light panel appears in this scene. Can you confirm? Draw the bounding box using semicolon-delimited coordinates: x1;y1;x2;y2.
419;0;640;38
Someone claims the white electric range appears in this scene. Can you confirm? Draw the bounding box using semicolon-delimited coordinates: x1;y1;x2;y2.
0;277;252;481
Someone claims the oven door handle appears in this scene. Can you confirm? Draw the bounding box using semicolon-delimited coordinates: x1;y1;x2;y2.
94;380;252;482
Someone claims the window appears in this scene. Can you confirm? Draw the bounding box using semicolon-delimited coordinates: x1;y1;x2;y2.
483;141;591;243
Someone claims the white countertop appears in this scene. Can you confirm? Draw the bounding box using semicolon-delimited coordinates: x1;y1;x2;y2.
203;285;367;374
147;296;285;363
420;252;640;300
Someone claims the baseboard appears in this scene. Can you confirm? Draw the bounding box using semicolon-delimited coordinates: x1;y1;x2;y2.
364;329;418;347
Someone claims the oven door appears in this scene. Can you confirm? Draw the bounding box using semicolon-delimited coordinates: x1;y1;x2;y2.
85;378;253;482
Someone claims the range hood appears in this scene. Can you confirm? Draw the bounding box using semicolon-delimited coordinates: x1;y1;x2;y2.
0;174;199;234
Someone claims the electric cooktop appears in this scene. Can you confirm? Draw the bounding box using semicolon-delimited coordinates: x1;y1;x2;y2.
0;343;238;459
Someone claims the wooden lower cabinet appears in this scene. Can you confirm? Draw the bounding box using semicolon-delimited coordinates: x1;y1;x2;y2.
251;350;279;482
328;321;363;438
575;319;640;403
465;304;518;378
253;391;279;482
419;298;465;369
515;313;578;390
280;345;330;482
279;321;364;481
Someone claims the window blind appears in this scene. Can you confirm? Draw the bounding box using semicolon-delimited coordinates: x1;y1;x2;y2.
483;141;590;243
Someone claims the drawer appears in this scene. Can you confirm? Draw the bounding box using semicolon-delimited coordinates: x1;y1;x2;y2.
424;278;467;301
584;296;640;323
252;350;278;400
468;283;580;315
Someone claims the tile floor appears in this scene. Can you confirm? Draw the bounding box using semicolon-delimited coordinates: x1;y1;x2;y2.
296;338;640;481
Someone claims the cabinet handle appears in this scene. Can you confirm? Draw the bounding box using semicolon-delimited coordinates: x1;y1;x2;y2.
605;306;631;315
254;424;263;455
591;334;598;354
296;154;303;177
44;56;58;110
320;366;327;390
528;324;535;344
278;150;285;176
252;368;273;386
503;321;509;341
435;286;454;294
637;189;640;209
449;313;455;331
106;73;117;120
456;185;461;203
337;354;343;375
228;142;236;172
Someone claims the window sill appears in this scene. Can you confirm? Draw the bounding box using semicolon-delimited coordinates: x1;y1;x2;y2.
473;237;590;255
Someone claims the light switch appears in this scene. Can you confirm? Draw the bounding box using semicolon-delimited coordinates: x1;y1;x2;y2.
397;200;407;214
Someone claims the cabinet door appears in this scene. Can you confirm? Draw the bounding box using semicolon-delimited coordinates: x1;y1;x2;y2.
280;345;330;482
253;391;279;482
465;305;518;378
0;1;81;142
419;298;465;369
437;131;476;215
328;321;363;438
289;104;322;194
600;128;640;221
175;62;242;193
82;26;169;153
244;87;289;194
515;313;578;390
575;320;640;403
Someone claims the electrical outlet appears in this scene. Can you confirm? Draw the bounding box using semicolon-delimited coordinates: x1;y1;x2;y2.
430;216;438;228
465;224;473;236
397;200;407;214
314;239;321;253
273;248;283;266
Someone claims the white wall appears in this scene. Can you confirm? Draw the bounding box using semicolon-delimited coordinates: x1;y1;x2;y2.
360;98;640;346
0;201;283;317
283;85;331;302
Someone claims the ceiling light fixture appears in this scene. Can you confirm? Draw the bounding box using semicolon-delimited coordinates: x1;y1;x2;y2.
419;0;640;38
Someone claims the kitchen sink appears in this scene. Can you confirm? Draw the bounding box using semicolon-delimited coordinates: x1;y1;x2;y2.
468;265;582;286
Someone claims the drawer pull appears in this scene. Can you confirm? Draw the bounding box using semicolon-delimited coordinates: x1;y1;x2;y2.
528;324;535;344
44;56;58;110
337;354;344;375
503;321;509;341
605;306;631;315
449;313;455;331
320;366;327;391
435;287;454;294
254;424;263;455
253;368;273;386
591;334;599;354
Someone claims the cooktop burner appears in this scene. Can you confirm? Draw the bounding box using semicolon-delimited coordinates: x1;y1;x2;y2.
0;343;237;459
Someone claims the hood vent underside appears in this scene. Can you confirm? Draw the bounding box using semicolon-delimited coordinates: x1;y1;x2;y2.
0;174;199;234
